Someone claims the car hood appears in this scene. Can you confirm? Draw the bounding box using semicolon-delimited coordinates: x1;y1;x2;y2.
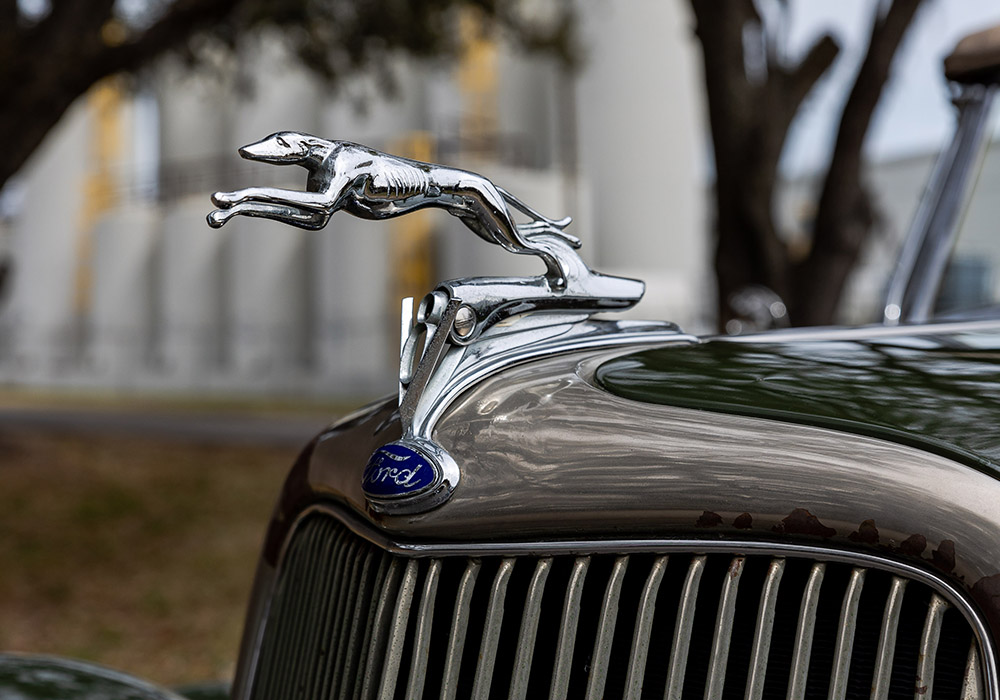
596;325;1000;474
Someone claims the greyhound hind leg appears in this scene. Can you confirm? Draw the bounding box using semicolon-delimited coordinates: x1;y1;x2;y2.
496;186;573;229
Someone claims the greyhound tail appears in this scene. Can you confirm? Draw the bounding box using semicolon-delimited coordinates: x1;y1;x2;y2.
498;186;574;231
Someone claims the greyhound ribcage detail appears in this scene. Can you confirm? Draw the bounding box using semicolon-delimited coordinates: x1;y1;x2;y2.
365;160;432;201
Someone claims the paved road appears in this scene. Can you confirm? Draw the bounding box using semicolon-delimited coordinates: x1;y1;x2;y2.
0;406;336;447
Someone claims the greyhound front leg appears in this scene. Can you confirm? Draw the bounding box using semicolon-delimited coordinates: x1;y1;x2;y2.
207;201;330;230
211;186;334;211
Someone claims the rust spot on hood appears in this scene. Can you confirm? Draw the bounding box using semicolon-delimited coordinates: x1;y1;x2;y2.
848;519;879;545
772;508;835;538
733;513;753;529
932;540;956;574
900;534;927;556
696;511;723;528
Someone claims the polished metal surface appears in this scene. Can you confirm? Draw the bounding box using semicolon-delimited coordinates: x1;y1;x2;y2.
360;557;403;700
965;645;985;700
704;556;743;700
664;555;703;700
624;555;668;700
551;557;590;700
404;559;440;700
243;508;993;700
788;563;826;700
471;558;515;700
873;577;908;700
509;558;552;700
584;556;629;700
882;84;996;325
714;317;1000;344
828;568;865;700
208;132;577;253
440;560;479;700
378;559;418;700
918;595;950;700
745;558;785;700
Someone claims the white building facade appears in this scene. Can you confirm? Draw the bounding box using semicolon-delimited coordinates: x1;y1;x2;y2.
0;2;710;399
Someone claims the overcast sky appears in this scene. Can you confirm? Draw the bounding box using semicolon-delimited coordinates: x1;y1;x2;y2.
781;0;1000;175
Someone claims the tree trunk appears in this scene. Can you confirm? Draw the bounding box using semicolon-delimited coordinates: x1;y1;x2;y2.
690;0;924;329
690;0;837;326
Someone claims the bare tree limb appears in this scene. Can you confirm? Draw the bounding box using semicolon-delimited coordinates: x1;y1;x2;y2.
793;0;925;325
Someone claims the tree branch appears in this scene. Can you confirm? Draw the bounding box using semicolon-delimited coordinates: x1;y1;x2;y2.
782;33;839;121
794;0;925;324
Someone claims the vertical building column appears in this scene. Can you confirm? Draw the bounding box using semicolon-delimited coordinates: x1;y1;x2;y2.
226;40;319;388
88;83;162;384
573;0;708;329
89;203;159;383
156;69;231;384
5;97;92;378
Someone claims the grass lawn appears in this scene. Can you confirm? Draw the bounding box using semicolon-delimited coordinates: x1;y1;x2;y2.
0;427;298;687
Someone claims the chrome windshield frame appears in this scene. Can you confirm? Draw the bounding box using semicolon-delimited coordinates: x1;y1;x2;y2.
883;83;997;325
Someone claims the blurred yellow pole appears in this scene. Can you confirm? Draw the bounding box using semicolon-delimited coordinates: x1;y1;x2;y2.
75;77;123;316
456;9;498;161
389;131;436;320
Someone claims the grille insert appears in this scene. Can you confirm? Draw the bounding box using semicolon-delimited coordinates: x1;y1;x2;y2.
249;514;985;700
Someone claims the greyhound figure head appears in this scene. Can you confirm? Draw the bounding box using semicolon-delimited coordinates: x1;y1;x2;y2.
237;131;335;167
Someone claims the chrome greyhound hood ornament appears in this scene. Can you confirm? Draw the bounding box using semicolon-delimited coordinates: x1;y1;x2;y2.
208;131;689;514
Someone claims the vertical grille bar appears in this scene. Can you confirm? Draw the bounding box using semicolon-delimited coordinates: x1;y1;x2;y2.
404;559;442;700
360;558;405;700
304;536;356;700
664;555;708;700
509;558;553;700
624;555;670;700
915;594;950;700
872;576;909;700
337;549;381;700
961;642;984;700
377;559;420;700
705;556;746;700
273;524;332;697
320;542;370;695
788;563;827;700
440;559;481;700
472;558;517;700
828;568;866;700
745;558;786;700
549;556;592;700
349;552;393;700
585;556;630;700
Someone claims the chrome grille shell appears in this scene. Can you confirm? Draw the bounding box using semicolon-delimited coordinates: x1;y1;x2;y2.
242;506;995;700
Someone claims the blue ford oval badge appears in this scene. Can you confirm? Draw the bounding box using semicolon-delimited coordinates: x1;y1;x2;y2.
363;443;436;497
362;438;457;514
